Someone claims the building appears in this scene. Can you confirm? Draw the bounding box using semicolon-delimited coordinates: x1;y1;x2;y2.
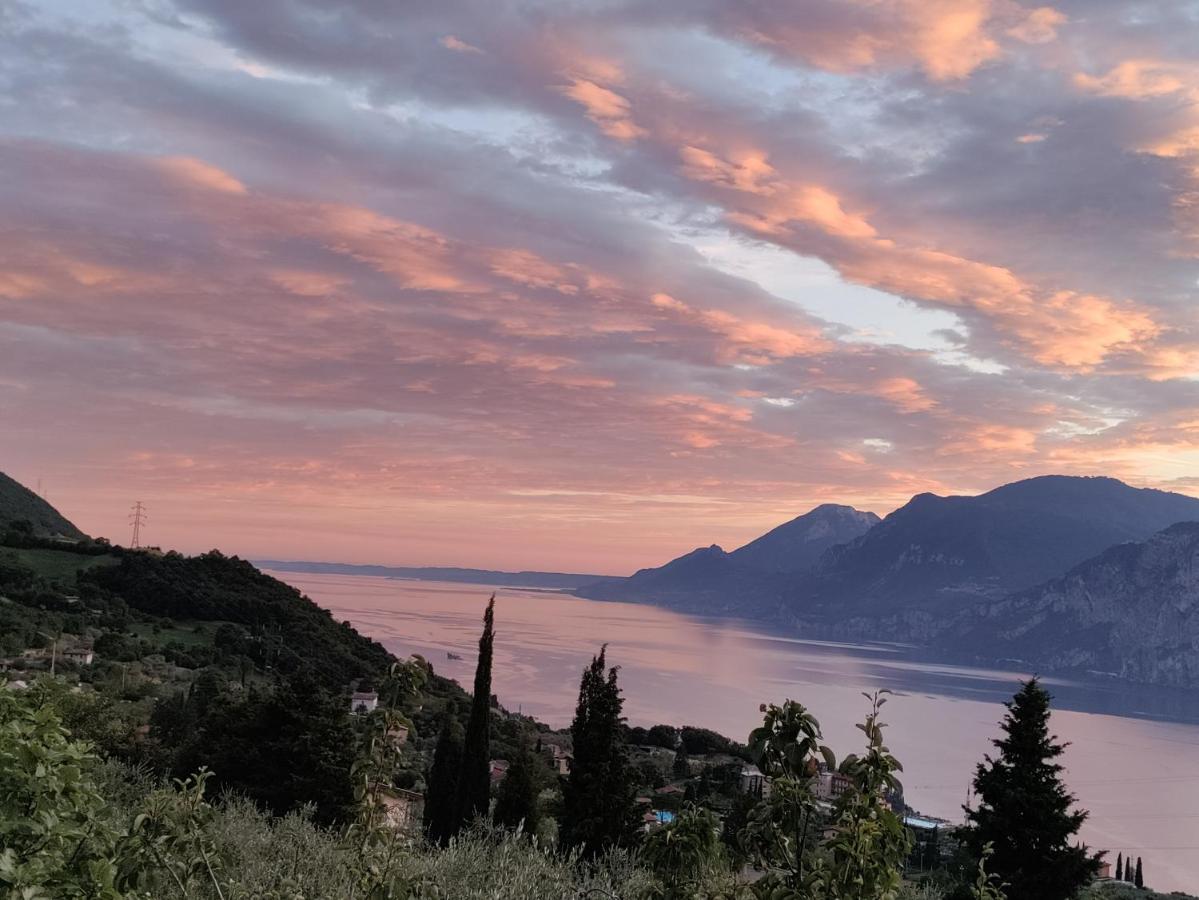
814;768;852;802
489;759;510;783
350;691;379;714
542;741;572;775
739;764;766;795
63;647;94;666
386;723;409;748
373;786;423;832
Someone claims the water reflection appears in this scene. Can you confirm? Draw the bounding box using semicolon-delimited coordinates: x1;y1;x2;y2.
272;572;1199;893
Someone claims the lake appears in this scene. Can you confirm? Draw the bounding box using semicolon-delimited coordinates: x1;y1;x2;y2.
270;571;1199;893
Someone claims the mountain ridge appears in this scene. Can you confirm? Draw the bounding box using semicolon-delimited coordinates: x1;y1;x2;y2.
941;521;1199;687
0;472;87;540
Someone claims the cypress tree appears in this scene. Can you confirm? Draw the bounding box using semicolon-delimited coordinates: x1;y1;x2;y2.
1126;855;1134;883
673;745;690;779
493;742;540;836
1134;857;1143;888
560;645;639;857
964;678;1102;900
1115;852;1123;881
452;595;496;834
423;707;464;845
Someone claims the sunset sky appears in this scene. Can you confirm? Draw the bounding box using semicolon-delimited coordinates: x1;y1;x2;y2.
3;0;1199;572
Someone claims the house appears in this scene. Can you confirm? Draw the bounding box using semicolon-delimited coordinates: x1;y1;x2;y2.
739;764;766;795
641;809;676;832
655;784;686;796
63;646;94;666
814;766;851;802
542;741;572;775
386;723;409;748
21;647;49;661
350;691;379;714
373;786;423;832
489;759;510;783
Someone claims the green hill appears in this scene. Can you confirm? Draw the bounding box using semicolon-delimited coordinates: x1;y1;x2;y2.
0;471;87;539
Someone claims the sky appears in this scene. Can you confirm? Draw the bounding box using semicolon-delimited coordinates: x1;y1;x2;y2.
2;0;1199;573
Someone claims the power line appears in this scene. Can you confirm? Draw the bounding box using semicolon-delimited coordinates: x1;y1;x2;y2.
128;501;147;549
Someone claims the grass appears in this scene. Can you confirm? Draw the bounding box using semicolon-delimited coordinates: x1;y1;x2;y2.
128;620;219;649
8;548;117;585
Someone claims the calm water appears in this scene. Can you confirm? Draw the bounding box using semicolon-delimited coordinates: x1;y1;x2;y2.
271;571;1199;893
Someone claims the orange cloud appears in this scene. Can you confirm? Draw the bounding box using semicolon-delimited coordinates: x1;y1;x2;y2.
155;157;247;194
440;35;483;54
560;78;646;141
651;293;828;363
736;0;1065;82
1073;60;1199;100
875;377;937;413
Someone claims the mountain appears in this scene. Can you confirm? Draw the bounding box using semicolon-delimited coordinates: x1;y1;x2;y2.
577;504;879;610
943;522;1199;687
0;471;87;540
800;475;1199;619
254;560;616;590
728;504;881;573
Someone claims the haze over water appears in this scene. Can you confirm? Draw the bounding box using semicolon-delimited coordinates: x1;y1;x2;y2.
273;571;1199;893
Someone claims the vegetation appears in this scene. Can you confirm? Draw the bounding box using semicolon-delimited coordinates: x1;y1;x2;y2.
453;595;495;835
964;679;1102;900
492;742;541;836
560;645;640;858
423;707;465;846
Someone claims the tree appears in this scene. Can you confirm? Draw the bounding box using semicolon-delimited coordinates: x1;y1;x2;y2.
642;805;725;899
821;691;912;899
0;688;122;896
424;705;464;845
1115;852;1123;881
560;645;639;857
673;745;690;779
1134;857;1143;888
493;743;540;835
451;595;495;834
647;723;679;749
964;679;1101;900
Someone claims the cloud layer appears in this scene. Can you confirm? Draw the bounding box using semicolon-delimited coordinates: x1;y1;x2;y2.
1;0;1197;570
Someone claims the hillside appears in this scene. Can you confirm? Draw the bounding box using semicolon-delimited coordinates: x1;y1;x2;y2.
0;471;87;539
83;550;395;687
943;521;1199;687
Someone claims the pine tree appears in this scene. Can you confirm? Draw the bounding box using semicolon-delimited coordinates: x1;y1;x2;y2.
493;743;540;836
560;645;639;857
1116;852;1123;881
451;595;495;835
1134;857;1143;888
964;678;1102;900
423;707;464;845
